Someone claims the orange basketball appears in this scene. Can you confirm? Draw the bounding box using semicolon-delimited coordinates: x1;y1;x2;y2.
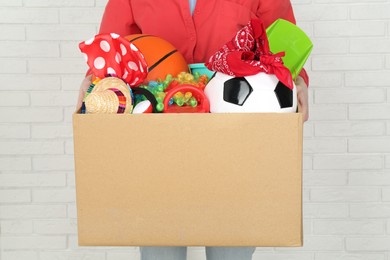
125;34;189;82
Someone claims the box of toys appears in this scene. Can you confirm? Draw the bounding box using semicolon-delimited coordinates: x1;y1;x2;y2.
73;18;312;246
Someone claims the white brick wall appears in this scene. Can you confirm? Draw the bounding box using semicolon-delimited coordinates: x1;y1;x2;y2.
0;0;389;259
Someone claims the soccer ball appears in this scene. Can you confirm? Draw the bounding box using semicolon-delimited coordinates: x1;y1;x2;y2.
204;72;297;113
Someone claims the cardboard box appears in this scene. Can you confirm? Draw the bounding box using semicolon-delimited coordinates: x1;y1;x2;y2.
73;112;303;246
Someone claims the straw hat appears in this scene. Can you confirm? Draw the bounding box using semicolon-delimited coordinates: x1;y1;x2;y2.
85;77;133;114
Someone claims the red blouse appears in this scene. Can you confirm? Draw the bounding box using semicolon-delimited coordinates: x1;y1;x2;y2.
99;0;309;84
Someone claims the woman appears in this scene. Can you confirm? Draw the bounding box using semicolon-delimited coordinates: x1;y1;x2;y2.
78;1;309;259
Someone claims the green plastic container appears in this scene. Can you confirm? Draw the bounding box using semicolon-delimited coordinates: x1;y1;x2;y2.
189;63;215;79
266;19;313;79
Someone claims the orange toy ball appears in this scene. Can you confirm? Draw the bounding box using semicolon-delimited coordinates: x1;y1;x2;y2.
125;34;189;82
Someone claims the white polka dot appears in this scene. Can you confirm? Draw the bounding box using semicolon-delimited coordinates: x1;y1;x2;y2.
139;61;144;73
110;33;120;39
120;44;127;55
241;32;245;36
128;61;138;71
107;67;116;74
123;69;129;79
82;52;88;62
115;52;121;63
94;57;105;69
85;36;95;45
130;43;139;51
130;77;140;86
100;40;110;52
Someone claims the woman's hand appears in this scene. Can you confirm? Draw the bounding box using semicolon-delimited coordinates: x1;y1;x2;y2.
295;76;309;122
76;74;92;111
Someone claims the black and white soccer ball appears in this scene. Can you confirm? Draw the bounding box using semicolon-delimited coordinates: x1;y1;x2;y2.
204;72;297;113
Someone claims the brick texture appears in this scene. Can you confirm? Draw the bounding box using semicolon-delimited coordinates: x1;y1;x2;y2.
0;0;389;259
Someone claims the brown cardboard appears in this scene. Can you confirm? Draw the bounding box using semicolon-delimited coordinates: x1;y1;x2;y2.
73;113;303;246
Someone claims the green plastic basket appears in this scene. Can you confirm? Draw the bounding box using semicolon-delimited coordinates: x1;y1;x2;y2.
266;19;313;79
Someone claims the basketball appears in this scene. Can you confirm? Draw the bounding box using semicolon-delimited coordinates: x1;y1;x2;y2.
125;34;189;82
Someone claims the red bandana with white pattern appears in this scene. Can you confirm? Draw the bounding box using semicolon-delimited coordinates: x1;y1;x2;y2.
205;19;293;89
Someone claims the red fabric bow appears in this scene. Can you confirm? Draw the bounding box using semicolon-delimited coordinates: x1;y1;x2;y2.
205;19;293;89
79;33;148;86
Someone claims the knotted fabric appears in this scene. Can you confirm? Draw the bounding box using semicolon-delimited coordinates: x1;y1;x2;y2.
79;33;148;86
205;19;293;89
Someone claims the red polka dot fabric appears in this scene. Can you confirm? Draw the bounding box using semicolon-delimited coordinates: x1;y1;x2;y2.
79;33;148;86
